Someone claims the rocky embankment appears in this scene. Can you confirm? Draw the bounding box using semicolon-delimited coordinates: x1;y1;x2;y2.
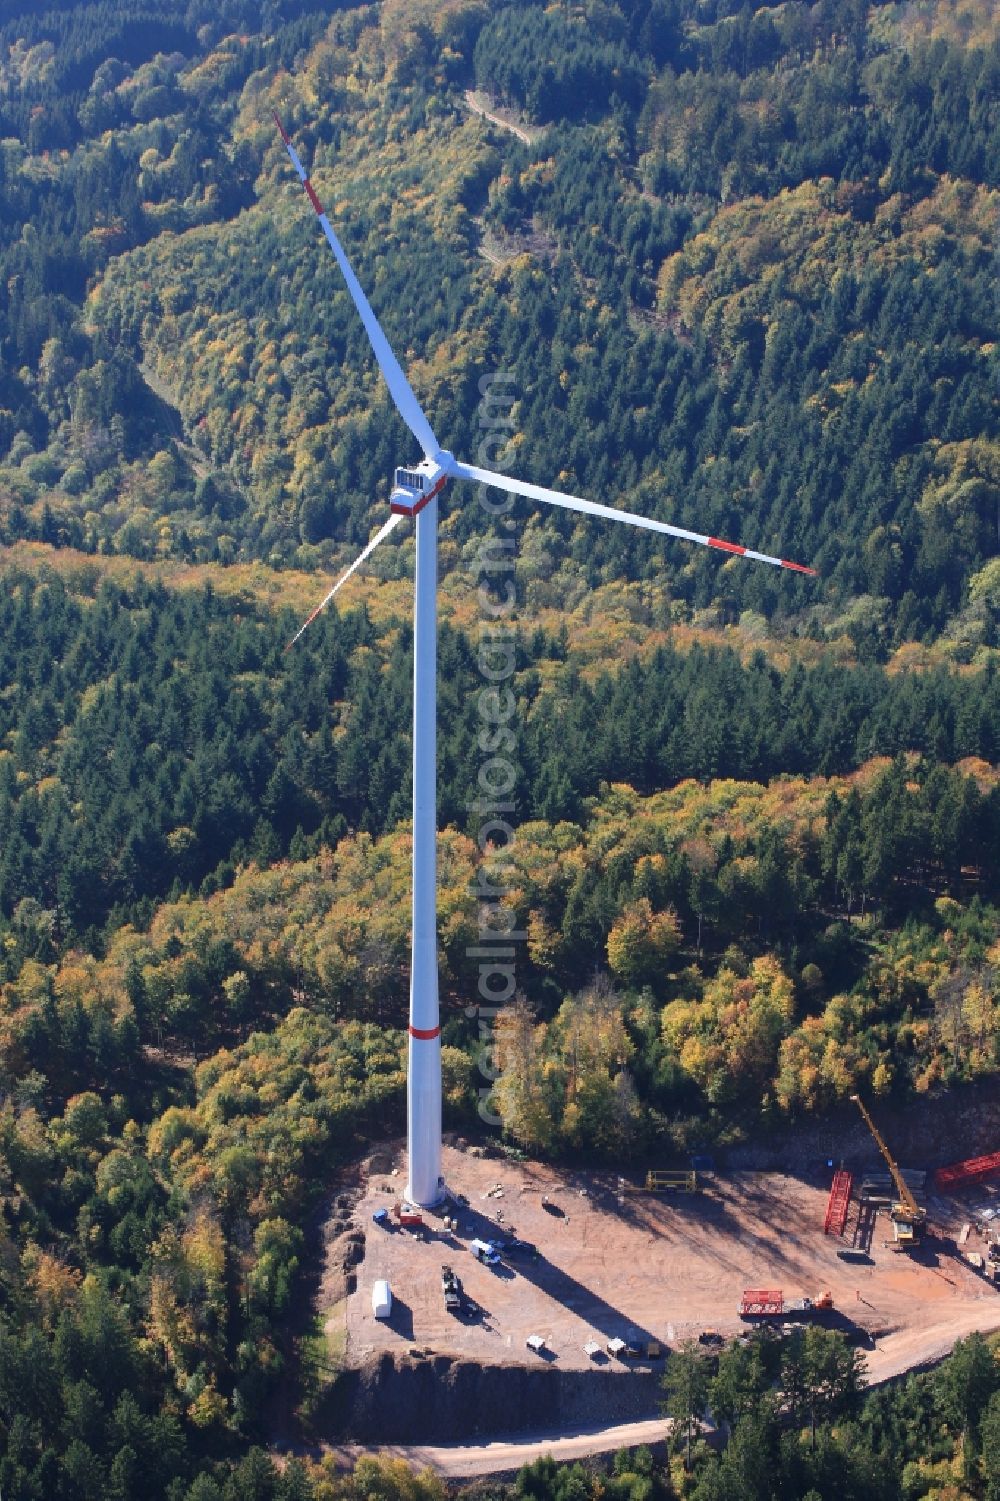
322;1351;659;1443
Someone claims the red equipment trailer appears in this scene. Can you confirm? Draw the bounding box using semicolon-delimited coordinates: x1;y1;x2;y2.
739;1289;833;1318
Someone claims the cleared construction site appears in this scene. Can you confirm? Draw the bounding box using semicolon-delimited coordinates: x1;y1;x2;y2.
317;1131;1000;1440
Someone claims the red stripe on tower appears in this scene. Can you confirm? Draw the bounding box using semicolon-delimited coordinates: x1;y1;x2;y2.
409;1024;441;1041
708;537;746;557
304;180;324;215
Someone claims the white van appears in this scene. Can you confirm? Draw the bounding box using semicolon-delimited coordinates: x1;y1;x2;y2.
372;1279;392;1319
470;1238;500;1265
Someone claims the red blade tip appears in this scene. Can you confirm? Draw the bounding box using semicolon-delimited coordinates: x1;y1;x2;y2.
273;111;290;144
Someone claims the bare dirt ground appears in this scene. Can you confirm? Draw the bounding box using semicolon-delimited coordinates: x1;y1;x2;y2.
305;1140;1000;1466
334;1145;999;1373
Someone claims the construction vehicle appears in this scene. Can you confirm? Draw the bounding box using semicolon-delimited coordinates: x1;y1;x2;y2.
501;1236;538;1259
787;1291;833;1313
740;1289;833;1318
441;1264;463;1313
393;1202;424;1230
850;1094;926;1247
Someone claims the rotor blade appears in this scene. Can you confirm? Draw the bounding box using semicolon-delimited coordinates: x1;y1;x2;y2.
286;512;404;650
274;114;439;461
452;461;817;576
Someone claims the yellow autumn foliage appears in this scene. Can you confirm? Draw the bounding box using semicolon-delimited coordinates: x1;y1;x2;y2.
23;1246;82;1326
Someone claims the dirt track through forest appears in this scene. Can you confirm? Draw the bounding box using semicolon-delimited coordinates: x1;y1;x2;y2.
464;90;536;145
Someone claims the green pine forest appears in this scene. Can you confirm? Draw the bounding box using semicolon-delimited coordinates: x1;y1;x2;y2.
0;0;999;1494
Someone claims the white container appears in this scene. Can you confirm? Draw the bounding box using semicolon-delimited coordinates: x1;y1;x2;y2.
372;1279;392;1319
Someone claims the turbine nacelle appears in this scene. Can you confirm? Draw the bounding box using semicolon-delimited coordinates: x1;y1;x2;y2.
390;452;453;517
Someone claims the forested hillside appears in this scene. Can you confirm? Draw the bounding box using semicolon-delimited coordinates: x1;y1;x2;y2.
0;0;999;1492
0;0;997;648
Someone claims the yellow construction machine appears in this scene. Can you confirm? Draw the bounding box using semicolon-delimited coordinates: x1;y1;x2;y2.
850;1093;926;1247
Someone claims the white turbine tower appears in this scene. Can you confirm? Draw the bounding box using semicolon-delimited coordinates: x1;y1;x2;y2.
275;116;816;1207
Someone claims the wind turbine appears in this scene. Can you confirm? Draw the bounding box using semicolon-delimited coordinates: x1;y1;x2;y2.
274;116;816;1207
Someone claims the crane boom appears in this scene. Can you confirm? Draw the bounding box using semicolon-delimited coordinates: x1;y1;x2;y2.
850;1093;924;1233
